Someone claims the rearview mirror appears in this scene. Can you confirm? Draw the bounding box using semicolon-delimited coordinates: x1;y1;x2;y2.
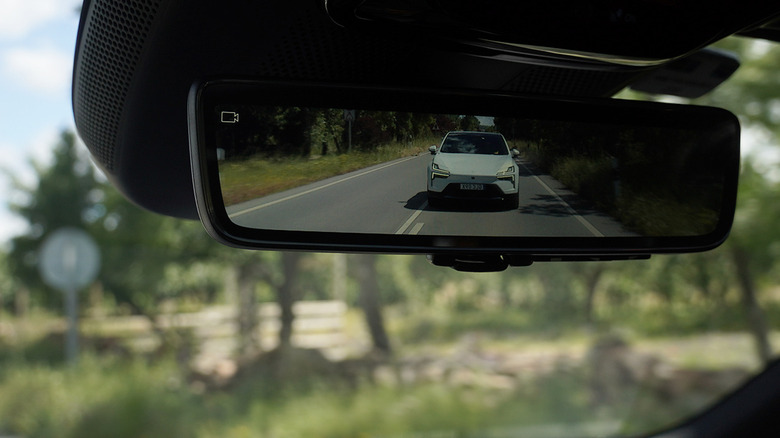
188;80;739;263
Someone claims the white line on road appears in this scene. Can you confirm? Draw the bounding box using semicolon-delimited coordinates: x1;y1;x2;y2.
409;223;424;235
518;162;604;237
229;156;421;218
396;201;428;234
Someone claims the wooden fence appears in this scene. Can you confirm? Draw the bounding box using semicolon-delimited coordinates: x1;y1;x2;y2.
80;300;350;370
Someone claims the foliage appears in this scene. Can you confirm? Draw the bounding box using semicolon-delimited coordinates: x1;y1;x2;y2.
4;128;226;331
0;348;740;438
515;122;723;236
0;356;197;438
219;107;441;158
6;131;98;308
219;137;432;206
91;187;221;316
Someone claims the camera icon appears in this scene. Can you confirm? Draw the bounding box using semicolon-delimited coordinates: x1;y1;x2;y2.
220;111;239;123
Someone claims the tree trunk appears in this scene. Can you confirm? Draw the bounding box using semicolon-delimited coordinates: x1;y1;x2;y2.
731;245;772;365
584;266;604;326
236;264;262;356
354;254;392;354
14;287;29;317
277;252;301;348
332;253;347;301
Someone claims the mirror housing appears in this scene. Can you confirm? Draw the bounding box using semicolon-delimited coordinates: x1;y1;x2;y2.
429;145;437;155
188;80;739;263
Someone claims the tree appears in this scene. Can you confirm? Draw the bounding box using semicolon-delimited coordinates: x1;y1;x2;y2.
7;129;230;354
353;254;392;354
691;40;780;364
7;131;99;308
277;252;302;348
459;115;480;131
724;164;779;364
622;39;780;363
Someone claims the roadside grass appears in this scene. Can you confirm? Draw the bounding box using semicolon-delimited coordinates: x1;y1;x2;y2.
615;189;719;236
0;352;595;438
0;311;772;437
518;144;720;236
219;138;436;206
0;351;709;438
0;355;198;438
203;384;520;438
2;287;777;438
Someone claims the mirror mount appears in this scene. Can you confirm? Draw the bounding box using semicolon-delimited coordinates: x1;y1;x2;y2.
429;254;514;272
429;253;652;272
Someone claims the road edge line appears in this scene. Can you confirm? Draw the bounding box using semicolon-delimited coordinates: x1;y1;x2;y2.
229;155;421;218
519;162;605;237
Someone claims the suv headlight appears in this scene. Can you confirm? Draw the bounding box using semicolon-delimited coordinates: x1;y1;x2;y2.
496;165;515;181
431;163;450;180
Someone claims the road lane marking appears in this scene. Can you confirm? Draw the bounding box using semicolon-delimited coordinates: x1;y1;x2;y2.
396;201;428;234
410;223;424;235
518;162;604;238
229;155;421;218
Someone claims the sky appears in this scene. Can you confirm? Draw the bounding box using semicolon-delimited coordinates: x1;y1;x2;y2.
0;1;82;242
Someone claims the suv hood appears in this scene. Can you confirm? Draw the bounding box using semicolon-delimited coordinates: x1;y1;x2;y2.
435;153;514;175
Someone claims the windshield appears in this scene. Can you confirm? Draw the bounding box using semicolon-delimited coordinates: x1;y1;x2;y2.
1;6;779;438
441;133;509;155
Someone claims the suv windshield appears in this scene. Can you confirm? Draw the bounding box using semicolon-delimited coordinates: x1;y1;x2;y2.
441;133;509;155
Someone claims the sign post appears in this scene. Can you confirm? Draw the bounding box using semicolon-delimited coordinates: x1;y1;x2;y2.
38;228;100;365
343;109;355;153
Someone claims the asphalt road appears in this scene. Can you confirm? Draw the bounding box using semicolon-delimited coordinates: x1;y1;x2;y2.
225;154;637;237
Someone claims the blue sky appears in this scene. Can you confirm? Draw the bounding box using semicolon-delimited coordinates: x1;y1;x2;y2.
0;1;82;242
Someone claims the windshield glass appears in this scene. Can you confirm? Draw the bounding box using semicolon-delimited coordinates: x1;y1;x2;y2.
0;5;779;438
441;133;509;155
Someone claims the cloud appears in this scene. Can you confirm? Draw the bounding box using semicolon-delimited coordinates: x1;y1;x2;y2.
2;46;73;94
0;0;76;40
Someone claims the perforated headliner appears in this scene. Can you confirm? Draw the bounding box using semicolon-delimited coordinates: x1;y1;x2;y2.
70;0;698;219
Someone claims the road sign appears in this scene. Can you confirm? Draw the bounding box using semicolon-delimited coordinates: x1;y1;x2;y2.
38;228;100;365
39;228;100;292
344;110;356;152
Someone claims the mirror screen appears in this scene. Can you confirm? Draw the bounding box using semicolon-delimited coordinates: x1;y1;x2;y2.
210;105;733;238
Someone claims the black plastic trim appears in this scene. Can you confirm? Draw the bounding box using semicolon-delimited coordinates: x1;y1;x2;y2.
189;79;740;256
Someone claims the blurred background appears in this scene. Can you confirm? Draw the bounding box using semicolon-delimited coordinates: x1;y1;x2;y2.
1;3;780;438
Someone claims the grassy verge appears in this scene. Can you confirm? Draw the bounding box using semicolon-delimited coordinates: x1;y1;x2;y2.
0;355;600;438
0;311;769;438
517;142;719;236
0;356;198;438
0;350;726;438
219;138;436;206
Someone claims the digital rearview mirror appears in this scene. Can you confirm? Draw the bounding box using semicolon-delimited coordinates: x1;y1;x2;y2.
188;80;739;261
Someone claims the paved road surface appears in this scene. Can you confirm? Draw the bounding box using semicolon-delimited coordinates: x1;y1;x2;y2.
225;154;637;237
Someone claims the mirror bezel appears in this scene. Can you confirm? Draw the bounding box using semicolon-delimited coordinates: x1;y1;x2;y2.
188;79;739;256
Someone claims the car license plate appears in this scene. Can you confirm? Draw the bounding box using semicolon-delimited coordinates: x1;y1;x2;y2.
460;183;484;191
